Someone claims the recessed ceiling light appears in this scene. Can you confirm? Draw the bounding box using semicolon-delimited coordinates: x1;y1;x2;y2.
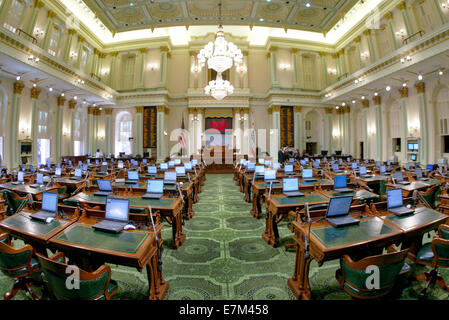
403;83;407;87
61;93;65;97
74;96;77;100
439;70;444;76
386;86;391;91
49;87;53;92
352;100;356;104
374;92;378;96
361;96;365;100
418;74;423;80
16;76;20;81
32;83;36;87
305;2;311;7
259;18;264;22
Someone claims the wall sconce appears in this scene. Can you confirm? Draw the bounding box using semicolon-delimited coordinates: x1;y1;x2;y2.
70;52;78;60
395;29;406;39
33;28;44;38
102;68;109;76
75;79;85;85
191;65;202;73
279;63;290;71
147;63;158;71
400;55;412;64
409;122;420;137
361;52;369;59
236;65;247;74
163;131;168;136
443;1;449;9
28;55;39;63
327;68;337;75
239;115;247;121
332;129;340;138
368;127;376;136
98;132;105;141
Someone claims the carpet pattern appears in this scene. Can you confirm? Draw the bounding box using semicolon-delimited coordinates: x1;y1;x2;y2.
1;174;449;300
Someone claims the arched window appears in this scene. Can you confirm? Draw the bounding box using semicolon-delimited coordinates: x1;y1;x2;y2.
73;109;85;156
3;0;27;33
115;111;133;156
37;103;51;165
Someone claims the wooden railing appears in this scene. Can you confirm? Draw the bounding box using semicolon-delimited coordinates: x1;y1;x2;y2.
16;28;37;45
403;30;424;45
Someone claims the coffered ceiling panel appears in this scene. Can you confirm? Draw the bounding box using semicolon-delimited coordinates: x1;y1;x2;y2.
83;0;359;33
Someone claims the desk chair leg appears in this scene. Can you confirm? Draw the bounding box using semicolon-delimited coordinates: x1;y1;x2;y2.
285;243;297;251
4;278;40;300
416;268;449;299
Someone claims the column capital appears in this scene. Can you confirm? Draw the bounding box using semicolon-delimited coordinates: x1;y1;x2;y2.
68;29;77;35
13;82;25;95
319;51;327;57
93;48;100;55
294;106;302;113
30;87;41;99
240;107;250;114
57;96;66;106
110;51;118;57
99;53;107;59
35;0;45;9
266;52;271;59
269;105;281;113
325;107;333;114
232;107;241;115
87;106;95;114
373;96;381;105
354;36;361;43
269;46;278;52
93;109;102;116
68;99;77;109
290;48;299;54
338;49;345;55
242;50;249;56
47;10;56;19
332;53;339;59
188;107;197;114
396;1;406;10
336;107;345;115
78;35;85;43
415;81;425;94
363;29;371;36
189;50;197;56
157;105;166;113
104;108;113;115
383;11;393;20
361;100;370;108
398;87;409;98
139;48;147;54
160;46;170;52
135;106;144;113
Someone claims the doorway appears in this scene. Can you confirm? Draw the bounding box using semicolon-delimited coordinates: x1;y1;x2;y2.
360;142;364;160
306;142;317;155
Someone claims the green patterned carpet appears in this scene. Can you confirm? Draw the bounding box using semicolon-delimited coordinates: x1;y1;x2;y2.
1;174;449;300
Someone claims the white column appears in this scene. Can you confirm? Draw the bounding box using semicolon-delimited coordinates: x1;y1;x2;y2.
9;82;24;168
294;107;303;152
30;88;40;166
292;49;300;88
135;107;143;155
86;107;93;154
268;48;279;88
416;82;429;164
63;29;76;63
159;47;169;88
136;49;146;89
364;29;376;65
68;100;76;156
41;10;55;50
108;52;118;88
233;108;242;154
157;106;166;160
242;53;249;88
104;109;113;156
55;97;65;162
325;108;333;155
373;96;382;161
398;87;409;164
397;1;413;36
74;35;85;69
25;0;44;35
189;52;196;88
362;101;370;160
196;108;204;155
270;106;280;162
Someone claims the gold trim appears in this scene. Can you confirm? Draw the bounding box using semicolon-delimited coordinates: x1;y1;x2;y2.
13;82;24;95
415;82;425;94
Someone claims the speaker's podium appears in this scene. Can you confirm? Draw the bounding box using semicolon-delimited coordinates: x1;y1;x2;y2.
200;146;238;173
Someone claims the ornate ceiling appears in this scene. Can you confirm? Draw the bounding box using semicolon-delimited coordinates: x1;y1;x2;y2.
82;0;359;34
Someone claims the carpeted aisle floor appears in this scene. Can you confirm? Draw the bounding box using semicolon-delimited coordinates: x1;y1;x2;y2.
1;173;449;300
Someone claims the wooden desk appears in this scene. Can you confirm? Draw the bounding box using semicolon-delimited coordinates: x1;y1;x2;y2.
65;192;185;248
288;215;403;299
0;182;58;199
263;193;329;247
49;220;167;300
319;189;379;204
387;179;442;197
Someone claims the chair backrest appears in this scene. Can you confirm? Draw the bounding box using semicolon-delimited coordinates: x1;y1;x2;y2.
432;225;449;267
36;253;113;300
420;185;441;208
0;241;34;277
339;248;408;299
2;190;27;215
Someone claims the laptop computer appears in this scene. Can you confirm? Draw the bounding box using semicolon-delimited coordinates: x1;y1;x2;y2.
92;198;129;233
264;169;278;184
191;159;198;167
99;164;108;174
246;163;255;172
168;161;175;168
284;164;294;176
395;171;410;185
273;162;280;170
359;166;373;178
54;167;62;178
174;159;181;165
117;161;124;169
146;166;157;177
94;179;114;196
351;162;357;170
175;166;186;177
326;196;359;228
387;188;414;216
255;165;265;177
302;168;316;182
258;158;265;165
125;171;139;184
70;168;83;181
282;177;304;197
160;163;168;171
184;163;192;171
415;168;429;181
164;171;177;185
30;173;44;188
142;180;164;199
30;192;59;223
334;175;353;193
332;163;339;171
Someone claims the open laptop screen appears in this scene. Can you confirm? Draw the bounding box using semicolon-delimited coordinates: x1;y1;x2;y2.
332;164;339;171
258;158;265;165
42;192;58;213
380;165;386;174
359;166;367;175
160;163;168;170
55;168;62;176
174;159;181;165
351;162;357;170
148;166;157;174
147;180;164;193
128;171;139;180
36;173;44;185
97;179;113;192
192;159;198;166
74;168;82;177
284;164;293;173
427;164;434;172
239;159;246;165
175;167;186;176
415;168;423;178
255;165;264;175
264;170;276;180
327;196;352;217
105;198;129;222
334;175;347;188
273;162;280;170
387;189;403;209
302;168;313;179
395;171;403;182
283;177;298;192
164;171;177;181
247;163;255;170
184;163;192;170
168;161;175;167
117;161;124;169
17;171;24;182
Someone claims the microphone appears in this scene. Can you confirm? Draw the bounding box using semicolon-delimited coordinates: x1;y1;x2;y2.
304;202;311;259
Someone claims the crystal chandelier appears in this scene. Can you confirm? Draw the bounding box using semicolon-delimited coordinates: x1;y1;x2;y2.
197;2;243;74
205;73;234;101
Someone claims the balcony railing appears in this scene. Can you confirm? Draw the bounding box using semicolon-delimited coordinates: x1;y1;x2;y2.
403;30;424;45
16;28;37;45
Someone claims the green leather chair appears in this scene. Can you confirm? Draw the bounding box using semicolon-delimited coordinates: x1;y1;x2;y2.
0;233;41;300
36;252;118;300
335;245;408;299
3;190;28;216
419;185;441;209
56;185;70;200
415;224;449;299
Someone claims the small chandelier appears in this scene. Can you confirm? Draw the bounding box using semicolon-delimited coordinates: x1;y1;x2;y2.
197;2;243;73
205;73;234;101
